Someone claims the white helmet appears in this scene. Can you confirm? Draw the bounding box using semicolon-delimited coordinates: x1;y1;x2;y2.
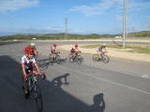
30;43;36;47
102;43;106;46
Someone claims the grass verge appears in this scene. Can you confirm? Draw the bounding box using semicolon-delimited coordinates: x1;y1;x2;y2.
81;44;150;54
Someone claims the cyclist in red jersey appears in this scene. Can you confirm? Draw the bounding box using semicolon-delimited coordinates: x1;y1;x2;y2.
21;46;43;95
50;43;60;61
70;44;80;61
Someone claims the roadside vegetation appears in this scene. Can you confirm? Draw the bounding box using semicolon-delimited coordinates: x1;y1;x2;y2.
81;44;150;54
0;31;150;41
0;31;149;54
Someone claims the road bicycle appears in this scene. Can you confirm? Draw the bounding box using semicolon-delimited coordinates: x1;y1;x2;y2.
68;51;84;64
92;53;109;64
24;73;44;112
49;52;61;64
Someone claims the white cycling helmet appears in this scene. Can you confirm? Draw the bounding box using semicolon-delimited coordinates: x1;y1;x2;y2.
30;43;36;47
102;43;106;46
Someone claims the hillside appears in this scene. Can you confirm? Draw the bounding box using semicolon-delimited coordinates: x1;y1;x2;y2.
0;31;150;41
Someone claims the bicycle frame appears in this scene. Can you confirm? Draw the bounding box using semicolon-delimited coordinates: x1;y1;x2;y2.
27;73;39;99
54;53;59;60
68;53;83;64
27;73;43;111
92;53;109;63
49;53;61;64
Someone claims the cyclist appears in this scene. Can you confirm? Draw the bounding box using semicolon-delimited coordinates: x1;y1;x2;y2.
97;43;107;56
29;42;39;57
21;46;44;96
50;43;60;61
70;44;80;61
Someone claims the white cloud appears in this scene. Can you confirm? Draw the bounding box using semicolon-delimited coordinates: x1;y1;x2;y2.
0;0;39;12
68;0;150;16
129;1;150;12
68;0;122;16
45;26;62;31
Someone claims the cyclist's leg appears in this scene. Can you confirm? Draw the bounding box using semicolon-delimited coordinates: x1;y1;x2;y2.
22;74;28;95
99;51;103;58
49;53;53;61
70;53;74;61
52;53;55;61
22;67;29;94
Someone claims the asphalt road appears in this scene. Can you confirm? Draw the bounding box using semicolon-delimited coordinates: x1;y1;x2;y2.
0;41;150;112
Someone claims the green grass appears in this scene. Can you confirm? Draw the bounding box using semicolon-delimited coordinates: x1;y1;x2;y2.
81;44;150;54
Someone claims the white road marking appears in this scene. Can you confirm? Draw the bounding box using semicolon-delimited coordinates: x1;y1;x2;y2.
63;65;150;95
84;62;150;79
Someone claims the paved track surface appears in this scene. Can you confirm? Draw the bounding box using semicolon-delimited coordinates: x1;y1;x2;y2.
0;41;150;112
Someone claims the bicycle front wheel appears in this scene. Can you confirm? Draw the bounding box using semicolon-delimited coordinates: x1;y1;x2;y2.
33;84;43;112
101;55;109;63
75;55;83;64
56;55;61;64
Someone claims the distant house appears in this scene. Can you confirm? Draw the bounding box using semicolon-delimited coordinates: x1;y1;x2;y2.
32;38;37;40
115;36;122;38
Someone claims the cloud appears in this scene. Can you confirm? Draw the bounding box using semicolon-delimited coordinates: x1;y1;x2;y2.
68;0;122;16
128;1;150;15
68;0;150;16
45;26;62;31
0;0;39;12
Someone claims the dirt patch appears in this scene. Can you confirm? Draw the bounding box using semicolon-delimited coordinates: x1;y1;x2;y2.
37;44;150;62
59;44;150;62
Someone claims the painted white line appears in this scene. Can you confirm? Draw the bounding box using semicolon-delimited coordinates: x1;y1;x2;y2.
84;62;150;79
64;66;150;95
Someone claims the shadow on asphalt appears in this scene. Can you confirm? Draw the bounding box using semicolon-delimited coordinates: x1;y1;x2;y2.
0;41;24;46
0;55;105;112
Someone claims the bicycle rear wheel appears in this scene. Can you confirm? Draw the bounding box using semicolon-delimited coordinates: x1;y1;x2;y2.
93;54;99;61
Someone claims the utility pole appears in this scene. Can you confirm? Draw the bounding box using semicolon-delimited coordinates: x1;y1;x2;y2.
123;0;127;48
65;17;68;39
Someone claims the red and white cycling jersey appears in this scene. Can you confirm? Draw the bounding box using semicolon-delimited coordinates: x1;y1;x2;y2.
51;46;58;54
21;55;36;66
71;46;79;53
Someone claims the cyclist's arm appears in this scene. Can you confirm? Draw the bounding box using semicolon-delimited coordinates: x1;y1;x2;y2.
21;64;27;79
75;48;80;53
56;47;60;53
34;49;39;56
34;62;41;74
103;47;107;53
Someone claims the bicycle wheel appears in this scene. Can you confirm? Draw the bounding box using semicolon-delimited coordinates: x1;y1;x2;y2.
75;55;83;64
101;55;109;63
34;84;43;112
27;74;43;112
55;55;61;64
93;54;99;61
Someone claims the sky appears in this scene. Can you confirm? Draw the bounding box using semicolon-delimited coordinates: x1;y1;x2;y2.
0;0;150;35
